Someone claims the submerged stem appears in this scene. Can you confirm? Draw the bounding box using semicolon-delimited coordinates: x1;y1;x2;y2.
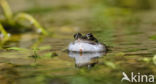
0;0;14;24
15;13;48;35
0;23;9;38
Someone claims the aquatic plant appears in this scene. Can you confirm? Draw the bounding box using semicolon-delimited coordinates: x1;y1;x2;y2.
32;48;40;57
0;0;48;39
153;55;156;65
7;47;27;51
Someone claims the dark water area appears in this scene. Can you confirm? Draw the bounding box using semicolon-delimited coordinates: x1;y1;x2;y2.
0;0;156;84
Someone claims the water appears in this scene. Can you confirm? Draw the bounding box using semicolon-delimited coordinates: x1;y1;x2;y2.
0;0;156;84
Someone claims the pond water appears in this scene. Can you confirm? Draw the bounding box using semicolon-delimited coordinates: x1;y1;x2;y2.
0;0;156;84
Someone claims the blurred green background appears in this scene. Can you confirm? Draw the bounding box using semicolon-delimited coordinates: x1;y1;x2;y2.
0;0;156;84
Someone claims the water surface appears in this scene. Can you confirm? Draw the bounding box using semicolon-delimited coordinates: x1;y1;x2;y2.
0;0;156;84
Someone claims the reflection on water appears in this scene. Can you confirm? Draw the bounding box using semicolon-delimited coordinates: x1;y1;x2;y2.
68;52;106;68
0;0;156;84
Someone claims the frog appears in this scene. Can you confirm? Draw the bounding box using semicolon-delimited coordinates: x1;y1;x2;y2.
68;32;107;52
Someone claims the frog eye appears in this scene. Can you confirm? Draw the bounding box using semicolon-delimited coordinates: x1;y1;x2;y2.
86;33;93;37
74;33;82;39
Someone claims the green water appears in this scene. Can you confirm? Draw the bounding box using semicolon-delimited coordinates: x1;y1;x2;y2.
0;0;156;84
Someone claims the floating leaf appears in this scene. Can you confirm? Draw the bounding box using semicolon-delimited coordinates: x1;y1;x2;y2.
142;57;151;63
115;52;125;56
32;47;40;50
39;46;51;50
51;52;58;57
149;35;156;40
43;52;58;58
153;55;156;65
7;47;27;51
43;52;52;58
104;61;116;69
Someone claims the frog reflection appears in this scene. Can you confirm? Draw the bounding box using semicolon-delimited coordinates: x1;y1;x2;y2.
68;52;106;68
